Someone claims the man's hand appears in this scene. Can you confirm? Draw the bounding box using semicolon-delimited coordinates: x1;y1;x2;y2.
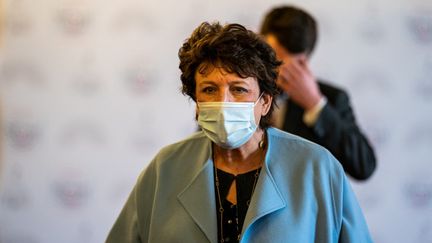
277;55;323;110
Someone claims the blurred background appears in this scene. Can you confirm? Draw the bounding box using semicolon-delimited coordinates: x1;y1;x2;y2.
1;0;432;242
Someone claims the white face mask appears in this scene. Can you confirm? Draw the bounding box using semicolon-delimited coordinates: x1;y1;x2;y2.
197;93;263;149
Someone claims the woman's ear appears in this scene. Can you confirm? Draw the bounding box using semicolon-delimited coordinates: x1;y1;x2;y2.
261;93;273;116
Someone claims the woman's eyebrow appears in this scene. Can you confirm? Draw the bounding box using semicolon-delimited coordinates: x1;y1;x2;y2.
229;80;251;86
197;80;217;86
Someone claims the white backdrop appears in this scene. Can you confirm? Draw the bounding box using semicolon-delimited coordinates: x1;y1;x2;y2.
1;0;432;242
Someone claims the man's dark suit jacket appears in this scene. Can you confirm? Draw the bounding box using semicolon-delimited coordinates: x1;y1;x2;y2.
281;81;376;180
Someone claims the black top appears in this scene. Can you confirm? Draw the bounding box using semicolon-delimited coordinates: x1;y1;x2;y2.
214;167;261;243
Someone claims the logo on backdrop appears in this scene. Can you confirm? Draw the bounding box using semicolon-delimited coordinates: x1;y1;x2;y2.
6;121;41;151
51;170;91;209
404;181;432;209
55;7;92;36
407;11;432;44
122;65;156;95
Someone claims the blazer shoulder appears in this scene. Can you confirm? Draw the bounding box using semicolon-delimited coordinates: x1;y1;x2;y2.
153;131;210;166
317;80;350;105
318;80;348;96
266;127;343;177
267;127;330;157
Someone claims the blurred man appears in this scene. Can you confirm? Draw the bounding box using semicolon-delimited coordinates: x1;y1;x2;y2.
260;5;376;180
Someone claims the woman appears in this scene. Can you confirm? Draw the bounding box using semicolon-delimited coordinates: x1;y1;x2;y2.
106;22;372;243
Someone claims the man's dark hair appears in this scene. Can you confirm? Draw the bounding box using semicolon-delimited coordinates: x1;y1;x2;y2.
178;22;281;128
260;5;318;55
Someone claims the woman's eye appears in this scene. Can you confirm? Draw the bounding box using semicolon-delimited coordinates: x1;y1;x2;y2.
202;87;216;93
233;87;248;93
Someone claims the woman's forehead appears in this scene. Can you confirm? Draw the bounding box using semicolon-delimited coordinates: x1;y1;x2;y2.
196;62;250;77
196;61;228;75
197;64;231;78
195;66;257;84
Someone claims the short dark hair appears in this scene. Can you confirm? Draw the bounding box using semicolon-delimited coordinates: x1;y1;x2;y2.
260;5;317;55
178;22;281;128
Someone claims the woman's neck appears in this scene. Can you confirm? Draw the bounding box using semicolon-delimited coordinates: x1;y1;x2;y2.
213;129;266;175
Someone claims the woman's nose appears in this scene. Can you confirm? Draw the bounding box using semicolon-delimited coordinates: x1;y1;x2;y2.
219;90;233;102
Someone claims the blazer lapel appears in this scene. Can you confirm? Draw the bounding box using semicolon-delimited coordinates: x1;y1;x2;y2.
242;163;286;233
177;158;217;243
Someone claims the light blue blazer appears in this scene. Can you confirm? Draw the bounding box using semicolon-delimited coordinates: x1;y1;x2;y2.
106;127;372;243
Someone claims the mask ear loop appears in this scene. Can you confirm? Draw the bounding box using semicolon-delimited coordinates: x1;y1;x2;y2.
255;92;266;149
254;92;264;106
257;92;270;150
